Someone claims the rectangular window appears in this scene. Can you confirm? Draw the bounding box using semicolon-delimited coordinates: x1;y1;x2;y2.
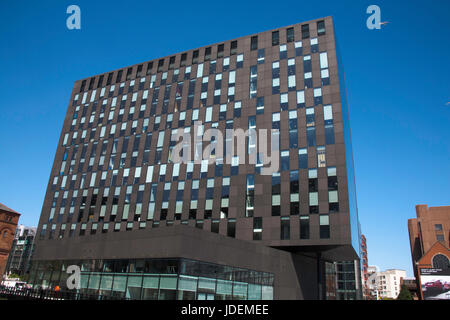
157;59;164;72
278;44;287;60
250;65;257;99
257;49;265;64
146;62;153;75
281;150;289;171
309;169;318;214
281;217;290;240
296;90;305;108
272;31;279;46
328;167;339;213
317;20;326;36
289;110;298;148
320;52;328;69
204;47;211;61
230;41;237;55
180;53;187;67
301;24;310;39
197;63;204;78
310;38;318;53
272;172;281;216
192;50;199;64
256;97;264;115
313;88;322;105
223;57;230;72
251;36;258;51
286;27;294;42
314;145;325;168
217;44;224;58
246;175;255;217
227;219;236;238
280;93;288;110
320;215;330;239
253;217;262;240
236;54;244;68
324;105;335;145
307;127;316;147
300;216;310;239
295;41;302;56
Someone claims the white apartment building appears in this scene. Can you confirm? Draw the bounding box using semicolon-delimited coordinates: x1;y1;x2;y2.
367;268;406;299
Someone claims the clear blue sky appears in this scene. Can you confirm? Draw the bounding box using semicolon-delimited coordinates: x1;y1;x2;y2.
0;0;449;277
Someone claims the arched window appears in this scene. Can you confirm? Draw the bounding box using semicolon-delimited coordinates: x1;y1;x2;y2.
432;254;450;270
2;230;7;238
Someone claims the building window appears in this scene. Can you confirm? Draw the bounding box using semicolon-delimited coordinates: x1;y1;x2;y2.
286;27;294;42
279;44;287;60
246;175;255;217
309;169;318;214
435;224;443;231
432;254;450;269
157;59;164;72
313;88;322;105
295;41;302;56
300;216;310;239
310;38;318;53
298;148;307;169
227;219;236;238
317;20;326;36
146;62;153;75
324;105;335;145
272;172;281;216
250;65;257;98
301;24;310;39
281;217;290;240
217;44;224;58
253;217;262;240
272;31;279;46
288;58;296;91
317;146;326;168
236;54;244;69
281;150;289;171
289;110;298;148
204;47;211;61
230;41;237;55
251;36;258;51
297;90;305;108
320;215;330;239
257;96;264;115
257;49;265;64
280;93;288;110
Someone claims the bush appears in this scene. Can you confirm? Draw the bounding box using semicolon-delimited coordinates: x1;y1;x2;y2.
396;285;413;300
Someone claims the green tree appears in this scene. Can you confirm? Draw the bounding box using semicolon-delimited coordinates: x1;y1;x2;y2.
396;285;413;300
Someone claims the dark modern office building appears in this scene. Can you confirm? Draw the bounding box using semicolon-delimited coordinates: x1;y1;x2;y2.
30;16;362;300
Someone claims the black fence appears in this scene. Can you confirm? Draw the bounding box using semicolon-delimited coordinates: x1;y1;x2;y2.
0;285;118;300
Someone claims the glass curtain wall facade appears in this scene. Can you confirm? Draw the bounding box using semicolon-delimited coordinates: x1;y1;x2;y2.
28;258;273;300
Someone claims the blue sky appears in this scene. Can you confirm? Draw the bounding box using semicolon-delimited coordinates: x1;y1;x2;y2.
0;0;449;277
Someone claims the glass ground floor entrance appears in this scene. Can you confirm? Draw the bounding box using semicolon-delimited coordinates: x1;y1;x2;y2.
27;257;274;300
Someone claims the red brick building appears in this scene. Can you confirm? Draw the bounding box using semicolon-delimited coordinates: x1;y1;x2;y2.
0;203;21;277
416;242;450;300
408;204;450;300
361;234;370;299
